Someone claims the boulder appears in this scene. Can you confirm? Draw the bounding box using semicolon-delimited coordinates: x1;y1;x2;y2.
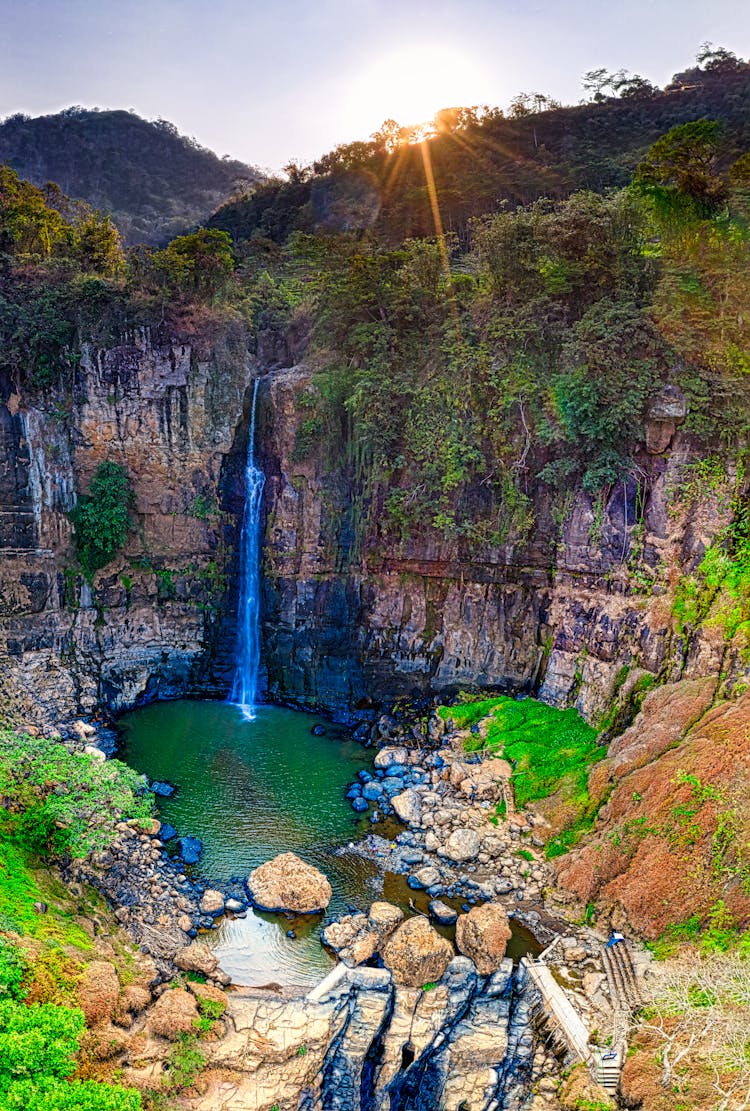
442;828;481;862
382;916;454;987
72;719;97;739
178;836;202;864
77;960;119;1025
455;903;512;975
429;899;458;926
322;913;369;953
149;988;199;1039
174;941;219;977
392;788;422;825
322;902;403;967
151;780;176;797
367;901;404;938
374;746;409;769
200;889;225;916
247;852;332;914
410;866;441;889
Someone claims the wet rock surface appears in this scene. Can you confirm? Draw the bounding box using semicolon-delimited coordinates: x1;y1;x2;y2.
183;956;560;1111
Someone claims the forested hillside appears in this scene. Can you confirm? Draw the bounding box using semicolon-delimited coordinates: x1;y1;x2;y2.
210;48;750;245
0;108;260;244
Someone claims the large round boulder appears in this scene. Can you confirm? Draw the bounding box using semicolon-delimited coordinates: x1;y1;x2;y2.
382;916;453;987
455;903;512;975
442;828;481;862
174;941;219;977
247;852;332;914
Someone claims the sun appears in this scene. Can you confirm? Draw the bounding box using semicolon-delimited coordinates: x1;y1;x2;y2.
350;43;488;132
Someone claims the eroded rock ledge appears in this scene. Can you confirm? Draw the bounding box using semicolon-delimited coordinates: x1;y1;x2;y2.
186;958;551;1111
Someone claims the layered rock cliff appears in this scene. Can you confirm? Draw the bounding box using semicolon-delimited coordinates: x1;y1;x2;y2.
260;365;746;722
0;321;254;728
1;338;746;732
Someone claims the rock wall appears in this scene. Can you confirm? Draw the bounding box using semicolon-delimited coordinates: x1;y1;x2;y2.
2;341;746;732
260;365;746;722
0;322;255;728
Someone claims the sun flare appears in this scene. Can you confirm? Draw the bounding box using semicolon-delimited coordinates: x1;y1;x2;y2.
351;43;488;133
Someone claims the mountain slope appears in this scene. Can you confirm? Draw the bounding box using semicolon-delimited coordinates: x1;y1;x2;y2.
0;107;261;244
210;60;750;246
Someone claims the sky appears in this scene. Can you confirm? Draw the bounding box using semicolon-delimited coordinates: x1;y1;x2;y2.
1;0;748;171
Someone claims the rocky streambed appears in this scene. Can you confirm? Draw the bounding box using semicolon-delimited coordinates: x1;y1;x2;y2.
53;698;637;1110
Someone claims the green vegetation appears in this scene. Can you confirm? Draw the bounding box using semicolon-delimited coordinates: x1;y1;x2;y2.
70;462;134;578
0;730;153;858
161;1033;206;1094
672;461;750;644
3;49;750;572
0;107;259;245
0;842;140;1109
439;696;604;857
0;998;141;1110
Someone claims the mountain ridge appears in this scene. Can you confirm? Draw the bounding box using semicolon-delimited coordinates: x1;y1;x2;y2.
0;106;262;245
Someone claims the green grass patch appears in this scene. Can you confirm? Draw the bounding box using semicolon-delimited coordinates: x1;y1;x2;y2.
438;695;606;858
0;831;91;948
0;731;153;859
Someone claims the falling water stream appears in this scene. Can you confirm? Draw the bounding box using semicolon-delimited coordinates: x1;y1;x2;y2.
230;377;266;720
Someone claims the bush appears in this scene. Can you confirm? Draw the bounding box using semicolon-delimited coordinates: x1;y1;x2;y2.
0;731;153;858
70;462;134;577
0;999;141;1109
0;940;26;1001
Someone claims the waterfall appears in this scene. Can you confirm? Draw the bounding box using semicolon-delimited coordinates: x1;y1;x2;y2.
230;378;266;721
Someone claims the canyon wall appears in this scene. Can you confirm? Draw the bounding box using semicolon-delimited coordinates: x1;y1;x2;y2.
260;365;745;723
0;322;254;728
0;335;744;730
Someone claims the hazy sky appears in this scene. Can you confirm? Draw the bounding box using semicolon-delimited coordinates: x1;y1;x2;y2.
1;0;748;171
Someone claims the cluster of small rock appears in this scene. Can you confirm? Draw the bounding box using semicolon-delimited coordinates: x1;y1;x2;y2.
322;898;513;985
348;738;552;909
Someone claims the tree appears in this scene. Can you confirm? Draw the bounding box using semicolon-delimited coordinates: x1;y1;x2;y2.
0;167;71;257
582;68;617;102
74;212;123;276
697;42;746;74
634;119;728;215
613;72;659;99
154;228;234;296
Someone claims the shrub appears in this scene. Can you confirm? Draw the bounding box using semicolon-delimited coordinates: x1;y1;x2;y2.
0;731;153;858
0;999;141;1109
0;940;26;1000
70;462;134;577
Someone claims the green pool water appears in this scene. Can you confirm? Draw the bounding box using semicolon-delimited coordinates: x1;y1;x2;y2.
118;699;539;990
118;699;377;988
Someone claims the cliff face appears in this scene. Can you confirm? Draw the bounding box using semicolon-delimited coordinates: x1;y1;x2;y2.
0;322;254;728
260;364;745;722
1;343;744;732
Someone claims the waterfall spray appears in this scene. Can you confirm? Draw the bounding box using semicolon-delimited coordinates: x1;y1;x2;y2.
230;378;266;721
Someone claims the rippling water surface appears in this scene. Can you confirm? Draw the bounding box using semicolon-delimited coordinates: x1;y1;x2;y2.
119;699;376;988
